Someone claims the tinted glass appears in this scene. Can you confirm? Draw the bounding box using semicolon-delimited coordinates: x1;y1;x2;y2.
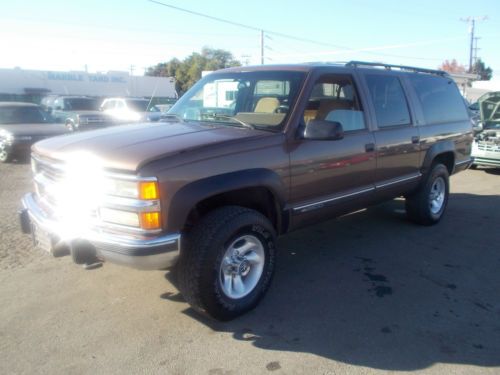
64;98;100;111
408;75;469;125
127;100;149;111
365;74;411;127
0;106;49;124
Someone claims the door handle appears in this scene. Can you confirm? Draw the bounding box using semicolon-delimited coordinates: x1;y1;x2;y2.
365;143;375;152
411;136;420;144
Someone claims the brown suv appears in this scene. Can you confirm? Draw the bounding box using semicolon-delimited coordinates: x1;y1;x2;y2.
19;62;473;320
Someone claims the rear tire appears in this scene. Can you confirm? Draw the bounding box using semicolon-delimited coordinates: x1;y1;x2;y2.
406;163;449;226
177;206;276;321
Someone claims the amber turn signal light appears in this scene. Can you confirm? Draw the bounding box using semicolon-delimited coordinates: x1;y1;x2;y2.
139;181;159;200
141;212;161;230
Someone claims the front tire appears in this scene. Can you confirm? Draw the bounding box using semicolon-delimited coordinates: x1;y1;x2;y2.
177;206;276;321
0;141;12;163
405;163;450;225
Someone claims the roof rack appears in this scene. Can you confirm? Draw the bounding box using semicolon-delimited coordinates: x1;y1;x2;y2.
345;61;448;76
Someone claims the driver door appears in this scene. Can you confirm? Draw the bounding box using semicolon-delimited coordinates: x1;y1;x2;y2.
289;72;376;228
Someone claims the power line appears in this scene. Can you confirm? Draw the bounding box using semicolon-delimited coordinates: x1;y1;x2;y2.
147;0;462;65
147;0;352;64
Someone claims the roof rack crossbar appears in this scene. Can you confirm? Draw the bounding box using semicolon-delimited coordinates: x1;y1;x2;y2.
345;61;448;76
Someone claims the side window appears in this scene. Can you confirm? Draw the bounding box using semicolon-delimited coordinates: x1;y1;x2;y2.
101;100;114;110
408;75;468;125
365;74;411;128
304;74;366;132
53;98;63;110
116;100;125;109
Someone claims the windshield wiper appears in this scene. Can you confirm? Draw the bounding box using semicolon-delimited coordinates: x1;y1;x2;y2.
206;113;255;129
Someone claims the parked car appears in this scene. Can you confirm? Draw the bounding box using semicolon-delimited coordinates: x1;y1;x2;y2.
0;102;68;162
100;97;162;122
50;96;115;131
19;62;472;320
471;91;500;169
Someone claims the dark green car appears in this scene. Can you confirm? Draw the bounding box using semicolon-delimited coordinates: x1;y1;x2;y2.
49;96;115;131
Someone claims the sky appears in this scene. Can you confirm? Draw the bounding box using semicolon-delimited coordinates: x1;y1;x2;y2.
1;0;499;77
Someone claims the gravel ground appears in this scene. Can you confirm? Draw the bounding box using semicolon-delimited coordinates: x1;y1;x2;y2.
0;161;499;374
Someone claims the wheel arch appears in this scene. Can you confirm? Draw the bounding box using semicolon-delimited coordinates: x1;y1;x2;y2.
167;169;288;234
421;141;456;175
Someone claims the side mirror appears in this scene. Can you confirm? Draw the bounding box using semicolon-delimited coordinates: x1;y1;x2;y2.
303;120;344;140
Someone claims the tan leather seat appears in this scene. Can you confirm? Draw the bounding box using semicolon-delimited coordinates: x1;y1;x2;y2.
316;99;352;120
254;97;280;113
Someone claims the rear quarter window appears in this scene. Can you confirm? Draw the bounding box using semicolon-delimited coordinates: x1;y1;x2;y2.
408;74;469;125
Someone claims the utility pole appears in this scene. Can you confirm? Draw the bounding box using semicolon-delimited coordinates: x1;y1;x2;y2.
472;37;481;72
260;30;264;65
460;16;487;73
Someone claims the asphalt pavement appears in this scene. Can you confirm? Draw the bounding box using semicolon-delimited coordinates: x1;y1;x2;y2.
0;161;499;374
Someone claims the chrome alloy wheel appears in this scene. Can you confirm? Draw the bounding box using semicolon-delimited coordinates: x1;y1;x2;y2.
429;176;446;214
219;234;265;299
0;141;9;162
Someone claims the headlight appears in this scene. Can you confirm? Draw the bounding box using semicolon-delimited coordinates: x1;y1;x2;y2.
99;208;140;227
104;179;159;200
0;130;14;143
101;178;161;230
75;115;88;125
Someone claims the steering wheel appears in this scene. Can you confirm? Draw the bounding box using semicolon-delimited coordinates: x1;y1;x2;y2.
274;105;289;114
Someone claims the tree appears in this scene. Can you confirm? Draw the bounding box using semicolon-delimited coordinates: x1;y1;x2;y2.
146;47;241;95
438;59;466;74
472;58;493;80
145;58;181;78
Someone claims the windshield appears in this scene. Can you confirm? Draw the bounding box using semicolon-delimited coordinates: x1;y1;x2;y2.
127;100;150;112
479;92;500;129
168;71;305;131
0;106;51;124
64;98;100;111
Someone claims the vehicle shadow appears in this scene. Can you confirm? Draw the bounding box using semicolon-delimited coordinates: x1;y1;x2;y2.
484;168;500;176
163;193;500;371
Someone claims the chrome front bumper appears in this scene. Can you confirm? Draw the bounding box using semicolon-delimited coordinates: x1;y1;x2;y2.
20;193;181;270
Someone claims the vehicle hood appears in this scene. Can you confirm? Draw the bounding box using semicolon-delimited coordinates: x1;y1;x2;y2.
0;123;69;137
33;121;268;172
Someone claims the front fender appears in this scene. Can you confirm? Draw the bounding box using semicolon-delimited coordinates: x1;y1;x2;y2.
167;169;287;232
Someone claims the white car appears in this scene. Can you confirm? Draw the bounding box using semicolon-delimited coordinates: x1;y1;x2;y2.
100;98;161;122
471;92;500;169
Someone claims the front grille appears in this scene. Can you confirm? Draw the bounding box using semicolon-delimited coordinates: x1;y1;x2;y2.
476;142;500;153
80;115;109;124
30;153;160;237
32;154;66;216
32;154;100;220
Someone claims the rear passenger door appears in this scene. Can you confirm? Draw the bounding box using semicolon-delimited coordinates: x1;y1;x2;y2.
360;72;421;195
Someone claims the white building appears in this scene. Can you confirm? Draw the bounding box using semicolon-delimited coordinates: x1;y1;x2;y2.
0;68;177;99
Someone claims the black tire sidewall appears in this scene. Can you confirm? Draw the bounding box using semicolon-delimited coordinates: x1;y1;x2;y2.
200;217;276;319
